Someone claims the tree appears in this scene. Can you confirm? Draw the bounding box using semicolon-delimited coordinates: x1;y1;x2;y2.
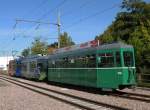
59;32;75;48
21;48;30;57
95;0;150;72
47;42;58;54
31;37;48;55
47;32;75;54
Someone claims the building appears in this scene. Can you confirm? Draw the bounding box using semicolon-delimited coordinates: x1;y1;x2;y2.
0;56;14;70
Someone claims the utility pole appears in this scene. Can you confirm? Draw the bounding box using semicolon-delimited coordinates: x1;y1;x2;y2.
14;17;62;48
57;11;61;48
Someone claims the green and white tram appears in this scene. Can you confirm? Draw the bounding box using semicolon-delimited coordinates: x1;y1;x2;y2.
47;41;136;90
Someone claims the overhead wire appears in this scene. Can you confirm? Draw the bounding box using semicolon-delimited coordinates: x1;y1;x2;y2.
63;3;121;31
17;0;68;38
37;0;68;20
49;3;121;35
23;0;49;18
60;0;94;17
47;0;96;37
4;0;50;55
13;0;68;49
9;1;121;55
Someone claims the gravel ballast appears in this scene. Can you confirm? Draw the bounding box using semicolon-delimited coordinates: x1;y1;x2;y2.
0;79;81;110
13;77;150;110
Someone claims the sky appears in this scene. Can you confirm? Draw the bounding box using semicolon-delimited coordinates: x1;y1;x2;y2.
0;0;149;56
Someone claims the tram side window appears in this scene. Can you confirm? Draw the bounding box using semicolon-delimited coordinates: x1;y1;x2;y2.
116;52;121;67
98;53;114;67
37;63;43;71
123;51;133;67
86;54;96;67
68;58;75;68
30;61;36;72
22;63;27;71
76;57;85;67
62;57;69;68
48;60;56;68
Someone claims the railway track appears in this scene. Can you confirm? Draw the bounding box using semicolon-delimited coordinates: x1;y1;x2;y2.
111;90;150;103
136;87;150;91
0;76;128;110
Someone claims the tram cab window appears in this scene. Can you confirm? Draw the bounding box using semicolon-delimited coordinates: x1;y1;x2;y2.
123;51;134;67
98;53;114;67
116;52;121;67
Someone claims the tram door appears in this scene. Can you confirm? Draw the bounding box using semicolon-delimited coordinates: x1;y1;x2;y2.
97;52;119;89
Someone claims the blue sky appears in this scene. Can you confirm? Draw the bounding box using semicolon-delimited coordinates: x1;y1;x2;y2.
0;0;149;56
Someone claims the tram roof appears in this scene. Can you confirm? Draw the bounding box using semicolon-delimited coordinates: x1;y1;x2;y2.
21;55;48;62
48;42;133;59
96;42;133;50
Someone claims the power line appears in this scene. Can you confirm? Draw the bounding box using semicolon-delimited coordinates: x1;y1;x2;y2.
49;3;121;35
14;0;67;40
44;0;95;36
63;3;121;30
38;0;68;20
4;0;50;53
24;0;49;17
60;0;94;17
12;0;68;48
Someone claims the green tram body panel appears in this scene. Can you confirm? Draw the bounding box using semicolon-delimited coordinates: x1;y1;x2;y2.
48;69;97;87
48;42;136;89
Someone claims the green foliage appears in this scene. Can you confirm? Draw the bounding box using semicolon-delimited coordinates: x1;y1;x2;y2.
59;32;75;48
21;48;30;57
95;0;150;71
31;37;48;55
48;42;58;48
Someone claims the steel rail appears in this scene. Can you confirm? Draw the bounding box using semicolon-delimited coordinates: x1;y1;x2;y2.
0;76;129;110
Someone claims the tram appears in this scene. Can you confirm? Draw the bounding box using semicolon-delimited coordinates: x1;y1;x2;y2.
8;41;136;90
47;41;136;89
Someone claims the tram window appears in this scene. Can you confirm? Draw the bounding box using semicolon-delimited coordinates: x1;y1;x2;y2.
30;61;36;72
76;57;86;68
48;60;55;68
30;62;36;68
86;54;96;67
22;63;27;71
52;61;55;65
98;53;114;67
123;51;133;67
116;52;121;67
70;59;75;63
62;57;69;67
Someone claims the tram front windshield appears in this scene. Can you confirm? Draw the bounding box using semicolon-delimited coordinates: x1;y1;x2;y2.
123;51;134;67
